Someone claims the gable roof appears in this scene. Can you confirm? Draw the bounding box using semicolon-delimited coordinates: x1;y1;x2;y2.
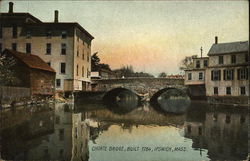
3;49;55;73
208;41;248;55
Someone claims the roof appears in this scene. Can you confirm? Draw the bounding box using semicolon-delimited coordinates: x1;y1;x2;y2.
0;12;94;40
193;57;209;60
0;12;42;23
208;41;248;55
3;49;55;73
26;22;94;39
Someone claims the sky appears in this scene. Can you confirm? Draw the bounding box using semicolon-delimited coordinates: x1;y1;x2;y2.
0;0;249;76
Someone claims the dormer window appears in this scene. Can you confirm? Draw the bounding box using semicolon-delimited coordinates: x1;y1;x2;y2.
204;60;208;67
196;60;200;68
62;31;67;39
219;56;224;64
231;55;236;64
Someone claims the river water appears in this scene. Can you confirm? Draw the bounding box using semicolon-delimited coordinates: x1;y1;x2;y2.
0;95;248;161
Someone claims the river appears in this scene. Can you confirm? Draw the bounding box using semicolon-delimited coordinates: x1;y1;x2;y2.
0;93;248;161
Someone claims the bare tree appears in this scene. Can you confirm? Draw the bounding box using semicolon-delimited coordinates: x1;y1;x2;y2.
179;55;198;70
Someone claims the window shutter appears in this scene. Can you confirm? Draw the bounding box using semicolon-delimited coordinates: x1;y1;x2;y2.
211;71;213;80
218;70;221;80
231;69;234;80
237;69;240;80
246;68;249;80
223;70;226;80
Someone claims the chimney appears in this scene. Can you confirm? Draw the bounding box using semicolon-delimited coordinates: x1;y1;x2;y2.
54;10;59;23
215;36;218;44
200;47;203;58
9;2;14;13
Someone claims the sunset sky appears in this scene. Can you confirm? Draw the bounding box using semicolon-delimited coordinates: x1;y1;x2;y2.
0;0;248;76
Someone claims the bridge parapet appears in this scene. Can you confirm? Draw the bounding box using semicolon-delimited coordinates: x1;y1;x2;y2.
92;78;186;98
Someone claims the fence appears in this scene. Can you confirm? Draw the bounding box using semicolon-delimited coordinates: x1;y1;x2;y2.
0;86;31;104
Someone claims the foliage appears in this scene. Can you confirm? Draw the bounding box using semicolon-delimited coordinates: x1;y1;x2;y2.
158;72;167;78
179;55;198;70
114;65;154;78
91;52;111;71
0;55;20;86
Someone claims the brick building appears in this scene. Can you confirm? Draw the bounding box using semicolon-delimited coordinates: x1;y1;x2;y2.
2;49;56;96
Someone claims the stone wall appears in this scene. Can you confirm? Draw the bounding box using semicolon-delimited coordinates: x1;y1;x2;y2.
92;78;185;97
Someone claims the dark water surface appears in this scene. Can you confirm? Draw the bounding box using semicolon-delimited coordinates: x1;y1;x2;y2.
0;96;248;161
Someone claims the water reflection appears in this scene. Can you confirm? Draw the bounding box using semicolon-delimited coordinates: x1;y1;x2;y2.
0;100;248;161
103;88;139;114
151;88;191;114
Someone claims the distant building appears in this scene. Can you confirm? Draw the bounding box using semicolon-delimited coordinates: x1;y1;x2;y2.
166;74;184;79
2;49;55;96
206;38;249;105
184;37;249;105
184;57;209;99
0;2;94;93
91;69;117;80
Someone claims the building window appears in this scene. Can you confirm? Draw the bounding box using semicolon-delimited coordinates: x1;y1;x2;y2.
226;87;231;95
225;115;231;124
187;125;191;133
82;53;84;60
77;46;79;57
26;30;31;39
0;43;2;55
82;66;84;77
223;69;234;80
231;55;236;64
47;62;51;66
46;30;52;38
76;65;79;76
55;116;60;124
188;73;192;80
0;27;2;38
59;129;64;141
26;43;31;54
61;43;66;55
46;43;51;54
196;60;200;68
240;115;246;124
198;126;202;135
214;87;218;95
240;86;246;95
245;54;249;62
12;26;17;38
237;68;248;80
198;72;203;80
56;79;61;87
87;68;89;78
87;53;90;62
60;63;66;74
213;113;218;121
12;43;17;51
211;70;221;81
61;31;67;39
204;60;208;67
219;55;223;64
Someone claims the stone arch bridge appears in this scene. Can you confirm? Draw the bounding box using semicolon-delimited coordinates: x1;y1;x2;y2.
91;77;186;99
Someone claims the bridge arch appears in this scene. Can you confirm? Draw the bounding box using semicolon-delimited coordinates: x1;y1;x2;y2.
103;87;140;103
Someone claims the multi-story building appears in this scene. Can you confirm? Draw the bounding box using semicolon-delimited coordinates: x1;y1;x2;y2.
184;37;249;105
184;56;209;99
0;2;94;93
206;38;249;105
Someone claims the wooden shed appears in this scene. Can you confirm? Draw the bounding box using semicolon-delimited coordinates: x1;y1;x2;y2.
2;49;56;96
